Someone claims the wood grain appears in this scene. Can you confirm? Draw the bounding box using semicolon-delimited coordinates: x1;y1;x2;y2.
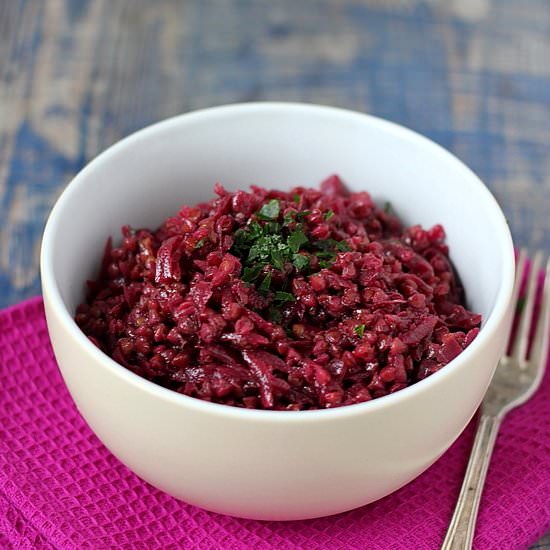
0;0;549;311
0;2;549;547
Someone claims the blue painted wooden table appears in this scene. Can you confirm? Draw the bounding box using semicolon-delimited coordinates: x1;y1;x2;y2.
1;0;548;547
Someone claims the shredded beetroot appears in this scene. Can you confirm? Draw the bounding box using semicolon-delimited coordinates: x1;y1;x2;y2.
75;176;481;410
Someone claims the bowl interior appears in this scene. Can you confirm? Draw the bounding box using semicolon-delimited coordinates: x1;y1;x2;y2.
44;103;512;340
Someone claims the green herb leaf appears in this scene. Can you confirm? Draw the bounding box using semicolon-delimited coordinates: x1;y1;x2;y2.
314;238;336;251
315;251;336;259
288;229;308;253
267;307;283;323
233;225;260;254
259;272;272;292
283;212;295;226
384;201;394;214
270;249;285;270
294;210;311;222
293;194;300;203
248;221;263;238
315;238;350;253
335;240;351;252
232;199;349;286
273;291;296;302
354;324;366;337
247;243;264;262
242;265;263;283
292;254;310;270
265;221;281;234
194;238;207;249
257;199;280;220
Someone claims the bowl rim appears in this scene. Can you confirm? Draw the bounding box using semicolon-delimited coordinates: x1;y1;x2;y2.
40;101;515;423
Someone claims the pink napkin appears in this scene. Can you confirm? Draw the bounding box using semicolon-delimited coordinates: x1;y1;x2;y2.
1;297;548;550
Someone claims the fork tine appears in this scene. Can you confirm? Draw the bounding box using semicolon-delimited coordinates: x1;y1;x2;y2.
511;249;528;310
505;249;527;357
529;257;550;377
511;250;543;364
508;248;527;361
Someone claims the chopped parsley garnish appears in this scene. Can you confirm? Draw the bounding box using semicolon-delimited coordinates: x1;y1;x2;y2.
354;324;366;337
259;272;272;292
242;264;263;283
231;198;350;301
273;291;295;303
384;201;394;214
312;238;350;266
194;238;207;249
264;221;281;234
288;229;308;253
270;248;285;270
267;307;283;323
257;199;281;220
295;210;311;222
324;210;335;221
292;253;310;270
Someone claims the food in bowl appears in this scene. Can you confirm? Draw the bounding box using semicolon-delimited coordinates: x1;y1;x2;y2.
43;103;514;520
75;174;481;410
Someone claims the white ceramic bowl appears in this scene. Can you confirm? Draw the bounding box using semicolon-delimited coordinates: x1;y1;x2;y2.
41;103;515;521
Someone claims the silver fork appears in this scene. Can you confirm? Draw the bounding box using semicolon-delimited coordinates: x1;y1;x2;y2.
441;249;550;550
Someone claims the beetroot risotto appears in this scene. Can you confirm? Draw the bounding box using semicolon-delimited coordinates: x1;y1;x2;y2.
76;175;481;410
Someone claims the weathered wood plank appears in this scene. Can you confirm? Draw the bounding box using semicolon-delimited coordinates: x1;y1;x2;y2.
0;0;549;547
0;0;549;312
0;0;195;307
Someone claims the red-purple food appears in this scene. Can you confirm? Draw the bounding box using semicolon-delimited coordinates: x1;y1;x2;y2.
76;175;481;410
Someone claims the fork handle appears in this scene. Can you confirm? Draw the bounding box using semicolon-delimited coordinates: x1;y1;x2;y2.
441;414;501;550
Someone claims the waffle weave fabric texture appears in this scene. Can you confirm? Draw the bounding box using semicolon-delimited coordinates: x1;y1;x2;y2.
0;297;548;549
